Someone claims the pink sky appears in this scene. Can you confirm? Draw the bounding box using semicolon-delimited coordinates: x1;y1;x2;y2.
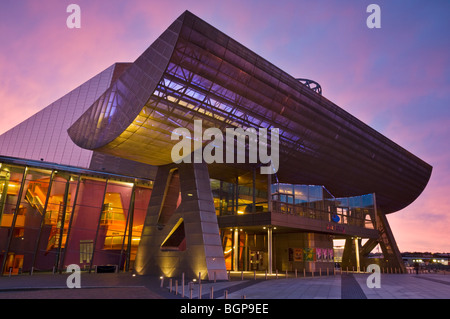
1;0;449;252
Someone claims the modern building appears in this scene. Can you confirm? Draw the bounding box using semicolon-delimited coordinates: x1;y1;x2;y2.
0;11;432;280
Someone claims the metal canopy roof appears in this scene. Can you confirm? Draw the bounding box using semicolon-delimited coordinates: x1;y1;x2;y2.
68;11;432;214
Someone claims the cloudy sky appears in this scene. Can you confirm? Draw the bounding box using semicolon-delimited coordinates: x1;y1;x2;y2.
1;0;449;252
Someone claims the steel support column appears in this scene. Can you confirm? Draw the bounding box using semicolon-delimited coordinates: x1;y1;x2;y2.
268;227;273;275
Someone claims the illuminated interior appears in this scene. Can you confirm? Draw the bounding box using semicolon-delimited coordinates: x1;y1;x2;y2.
0;162;152;274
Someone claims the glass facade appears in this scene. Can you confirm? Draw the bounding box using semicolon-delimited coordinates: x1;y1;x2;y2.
211;178;269;216
0;161;152;275
0;64;120;169
271;183;375;228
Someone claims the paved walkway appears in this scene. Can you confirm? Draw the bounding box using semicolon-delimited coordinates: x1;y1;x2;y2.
0;271;449;299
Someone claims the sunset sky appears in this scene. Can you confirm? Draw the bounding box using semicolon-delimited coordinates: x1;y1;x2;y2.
1;0;449;253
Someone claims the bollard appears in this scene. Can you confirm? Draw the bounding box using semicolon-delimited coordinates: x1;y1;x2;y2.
319;268;322;277
175;280;178;295
224;290;228;299
210;286;214;299
286;269;288;278
169;278;173;293
327;268;329;276
30;267;34;276
312;270;314;278
242;295;246;299
189;282;193;300
182;273;185;298
241;270;244;281
160;276;164;288
214;271;216;283
254;270;256;280
228;270;231;281
303;268;306;278
198;272;202;298
295;268;298;278
346;267;348;274
265;269;268;280
276;269;278;279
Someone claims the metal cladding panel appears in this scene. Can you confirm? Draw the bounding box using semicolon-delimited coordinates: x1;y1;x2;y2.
0;63;128;168
68;11;432;214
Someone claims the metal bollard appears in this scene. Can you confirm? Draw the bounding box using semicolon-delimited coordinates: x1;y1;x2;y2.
175;280;178;295
276;269;278;279
169;278;173;293
214;271;216;283
241;270;244;281
160;276;164;288
198;271;202;299
210;286;214;299
303;268;306;278
265;269;268;280
295;268;298;278
224;290;228;299
182;273;185;298
189;282;193;300
254;270;256;280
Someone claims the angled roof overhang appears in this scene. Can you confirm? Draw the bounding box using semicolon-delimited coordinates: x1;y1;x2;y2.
68;11;432;214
